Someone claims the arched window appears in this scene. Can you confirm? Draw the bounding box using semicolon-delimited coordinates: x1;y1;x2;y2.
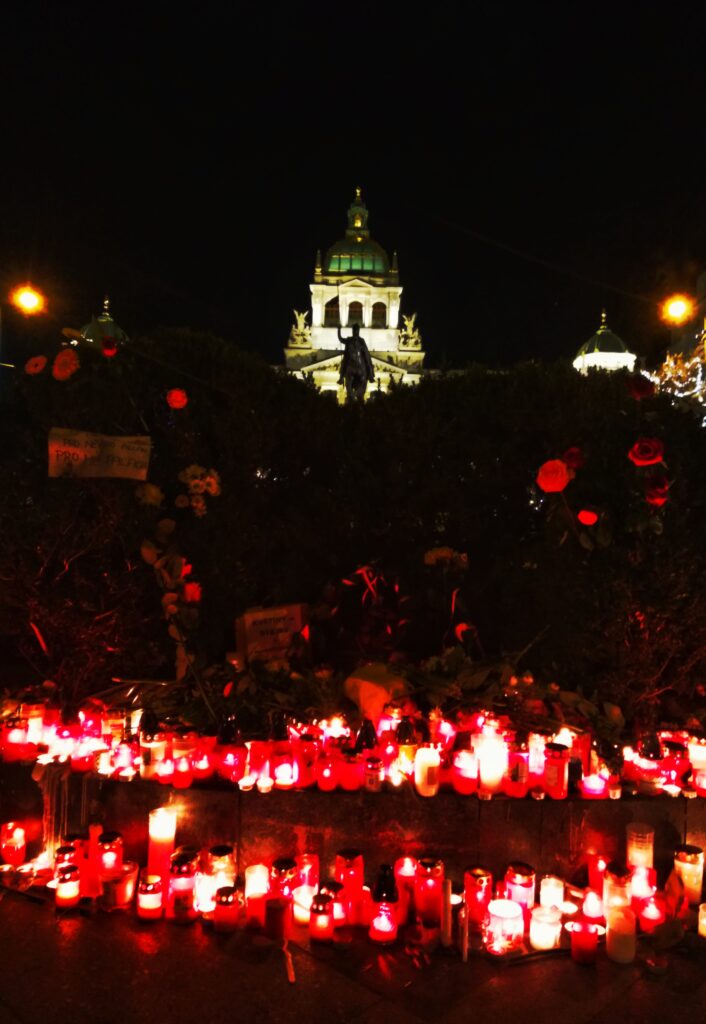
371;301;387;327
324;297;339;327
348;301;363;326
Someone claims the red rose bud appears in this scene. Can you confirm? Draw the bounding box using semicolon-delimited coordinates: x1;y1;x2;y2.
577;509;598;526
167;388;188;410
536;459;571;493
563;446;584;470
627;374;655;401
645;473;670;507
628;438;664;467
183;582;202;603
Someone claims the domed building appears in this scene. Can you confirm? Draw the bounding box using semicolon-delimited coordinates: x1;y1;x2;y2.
80;297;129;349
573;310;636;374
284;188;426;398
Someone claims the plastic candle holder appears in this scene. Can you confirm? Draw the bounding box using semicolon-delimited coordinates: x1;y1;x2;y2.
452;750;478;795
292;885;317;925
414;858;444;927
539;875;564;910
570;916;599;964
56;864;81;909
529;906;562;950
137;873;163;920
414;745;441;798
674;845;704;905
0;823;26;867
98;831;123;877
214;886;242;933
309;893;334;942
464;866;493;930
543;742;569;799
603;862;632;910
626;822;654;869
485;898;524;954
606;906;636;964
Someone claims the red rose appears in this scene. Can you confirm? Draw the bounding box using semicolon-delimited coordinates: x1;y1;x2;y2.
577;509;598;526
183;582;202;603
628;438;664;467
102;337;118;358
627;374;655;401
536;459;571;493
563;447;584;470
645;473;669;507
167;388;188;410
52;348;80;381
24;355;47;375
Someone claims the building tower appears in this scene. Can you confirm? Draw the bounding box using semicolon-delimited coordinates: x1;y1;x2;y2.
284;188;425;398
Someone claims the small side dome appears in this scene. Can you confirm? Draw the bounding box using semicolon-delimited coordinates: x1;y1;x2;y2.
573;311;636;374
81;297;129;346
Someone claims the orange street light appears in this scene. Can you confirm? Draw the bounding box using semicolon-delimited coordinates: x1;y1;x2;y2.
659;293;696;326
9;284;47;316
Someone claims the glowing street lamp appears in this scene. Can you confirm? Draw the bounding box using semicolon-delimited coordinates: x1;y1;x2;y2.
660;293;696;326
1;284;48;370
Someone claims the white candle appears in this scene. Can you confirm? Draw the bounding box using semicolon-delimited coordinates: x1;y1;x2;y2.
674;846;704;905
539;875;564;910
148;808;177;888
477;730;508;796
414;746;441;797
292;884;316;925
606;907;636;964
529;906;561;950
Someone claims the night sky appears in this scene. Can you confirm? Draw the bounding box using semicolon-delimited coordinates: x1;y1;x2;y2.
2;4;706;368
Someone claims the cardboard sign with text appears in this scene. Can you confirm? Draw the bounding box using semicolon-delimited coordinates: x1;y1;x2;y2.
48;428;151;480
236;604;308;663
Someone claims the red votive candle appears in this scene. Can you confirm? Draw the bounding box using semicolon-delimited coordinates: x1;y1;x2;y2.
214;886;242;933
137;873;163;920
56;864;81;909
271;858;298;898
464;866;493;930
172;756;193;789
98;831;123;876
452;750;478;795
296;853;319;889
309;893;334;942
587;854;608;894
571;916;599;964
316;757;338;792
414;857;444;927
394;856;417;924
582;889;604;924
638;895;666;932
0;823;26;867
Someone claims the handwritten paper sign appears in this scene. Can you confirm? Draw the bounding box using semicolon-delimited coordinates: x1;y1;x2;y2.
236;604;308;663
48;428;151;480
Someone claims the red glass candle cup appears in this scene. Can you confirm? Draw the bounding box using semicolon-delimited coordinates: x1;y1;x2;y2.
271;858;299;898
137;873;164;920
316;756;338;792
55;864;81;909
98;831;123;876
214;885;242;933
166;852;198;923
394;856;417;924
0;822;26;867
452;750;478;795
464;866;493;931
505;862;535;920
414;857;444;927
571;915;599;964
543;742;569;799
309;893;335;942
172;756;193;789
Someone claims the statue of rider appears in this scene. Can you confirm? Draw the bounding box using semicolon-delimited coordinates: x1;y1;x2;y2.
337;322;375;402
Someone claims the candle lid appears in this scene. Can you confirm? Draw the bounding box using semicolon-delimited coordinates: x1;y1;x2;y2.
417;856;444;876
209;844;235;859
545;742;569;755
675;844;704;863
311;893;333;914
170;852;196;875
319;879;344;897
98;831;122;845
58;863;80;882
605;861;631;882
138;874;162;893
336;848;363;863
506;861;535;882
56;845;78;859
271;857;298;878
215;886;238;904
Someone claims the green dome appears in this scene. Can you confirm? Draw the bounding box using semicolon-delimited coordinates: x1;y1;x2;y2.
324;187;391;275
81;297;128;345
575;311;630;356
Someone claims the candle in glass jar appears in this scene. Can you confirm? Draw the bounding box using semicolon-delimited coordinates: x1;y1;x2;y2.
464;866;493;930
674;845;704;905
166;852;197;923
638;896;666;932
476;727;508;797
630;866;656;903
414;745;440;797
292;885;316;925
626;822;654;869
309;893;334;942
543;742;569;799
214;886;241;933
505;862;535;916
452;750;478;795
529;906;561;950
539;875;564;910
369;902;398;943
587;854;608;893
414;858;444;927
148;807;177;888
699;903;706;938
571;916;599;964
394;856;417;924
56;864;81;909
582;890;604;923
606;906;636;964
98;831;123;876
296;853;319;889
173;756;193;789
0;823;26;867
271;857;298;898
603;862;632;910
485;898;524;954
137;873;163;920
245;863;270;927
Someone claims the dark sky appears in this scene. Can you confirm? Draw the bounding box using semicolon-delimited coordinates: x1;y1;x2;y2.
2;3;706;367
